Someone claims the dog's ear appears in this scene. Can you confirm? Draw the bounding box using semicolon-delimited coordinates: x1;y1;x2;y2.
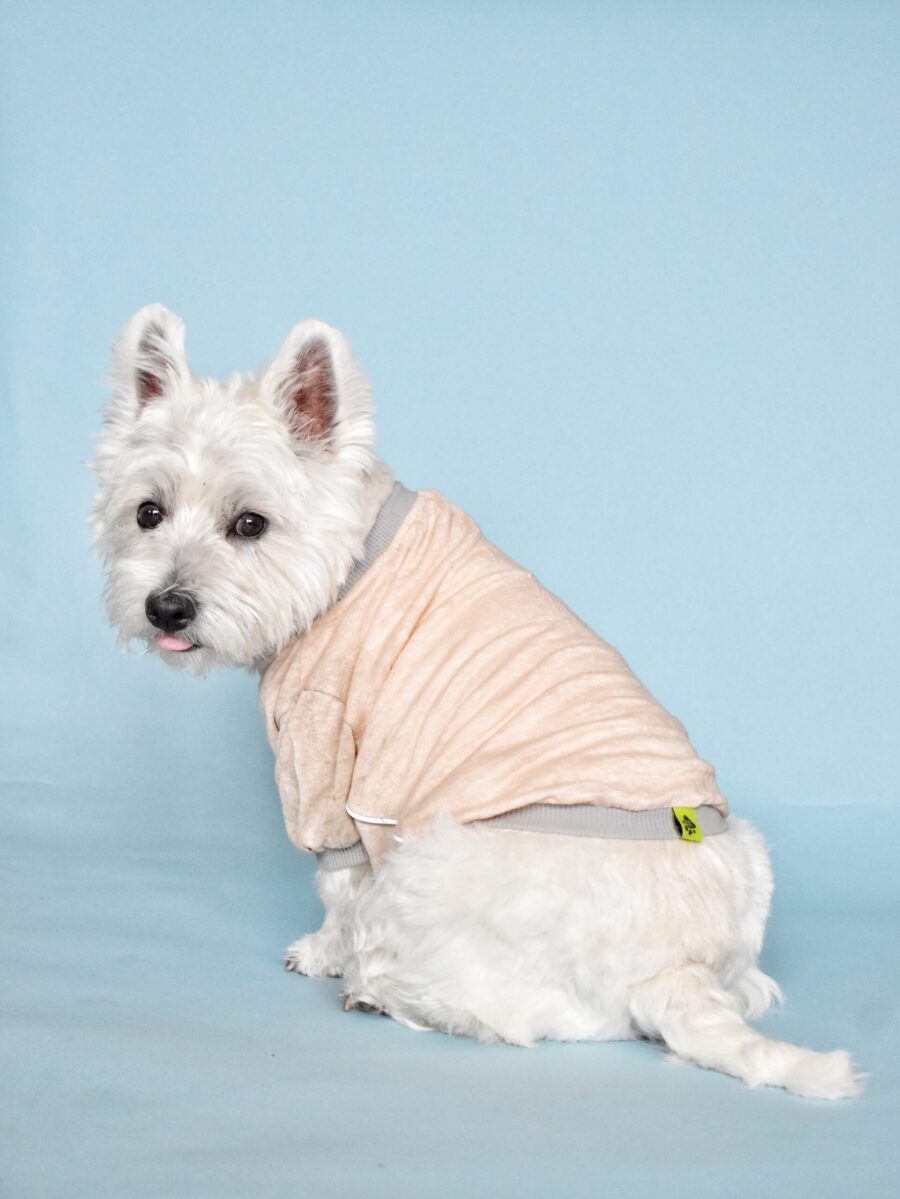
109;304;190;415
263;320;347;443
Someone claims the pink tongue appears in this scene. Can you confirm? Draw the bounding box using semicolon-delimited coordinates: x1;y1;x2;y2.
157;634;193;652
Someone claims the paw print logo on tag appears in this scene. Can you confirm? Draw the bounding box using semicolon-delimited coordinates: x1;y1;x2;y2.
672;806;704;842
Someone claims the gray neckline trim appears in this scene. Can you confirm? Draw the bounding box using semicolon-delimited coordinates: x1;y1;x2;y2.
335;481;418;604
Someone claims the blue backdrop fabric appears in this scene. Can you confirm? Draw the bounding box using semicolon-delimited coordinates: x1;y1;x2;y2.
2;3;899;1197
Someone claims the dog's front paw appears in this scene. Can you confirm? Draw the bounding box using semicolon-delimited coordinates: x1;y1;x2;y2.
284;932;346;978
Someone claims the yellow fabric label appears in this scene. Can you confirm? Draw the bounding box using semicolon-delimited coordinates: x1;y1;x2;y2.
672;806;703;842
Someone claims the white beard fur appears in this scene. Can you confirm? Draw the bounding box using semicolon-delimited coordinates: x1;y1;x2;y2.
93;305;863;1100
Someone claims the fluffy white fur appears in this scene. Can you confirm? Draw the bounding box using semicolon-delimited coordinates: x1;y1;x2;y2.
92;305;863;1100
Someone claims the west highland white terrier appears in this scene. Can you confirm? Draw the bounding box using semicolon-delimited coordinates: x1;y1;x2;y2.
91;304;862;1099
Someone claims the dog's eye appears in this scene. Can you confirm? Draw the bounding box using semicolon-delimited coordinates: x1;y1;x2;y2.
232;511;268;539
136;501;164;529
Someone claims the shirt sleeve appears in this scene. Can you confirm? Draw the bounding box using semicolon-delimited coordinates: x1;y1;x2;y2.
273;690;358;853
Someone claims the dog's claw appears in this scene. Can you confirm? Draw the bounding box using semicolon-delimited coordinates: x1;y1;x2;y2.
341;993;382;1014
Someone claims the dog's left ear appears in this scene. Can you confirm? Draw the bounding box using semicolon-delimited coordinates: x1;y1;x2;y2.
263;320;360;445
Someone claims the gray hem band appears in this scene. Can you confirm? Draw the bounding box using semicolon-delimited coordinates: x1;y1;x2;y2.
316;842;370;872
315;804;728;869
477;802;729;840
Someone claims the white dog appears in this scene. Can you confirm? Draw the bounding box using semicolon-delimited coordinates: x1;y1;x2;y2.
92;304;862;1099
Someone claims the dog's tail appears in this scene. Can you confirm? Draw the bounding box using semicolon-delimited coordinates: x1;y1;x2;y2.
629;963;864;1099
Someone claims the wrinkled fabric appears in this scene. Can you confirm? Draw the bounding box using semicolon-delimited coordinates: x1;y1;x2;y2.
260;490;728;866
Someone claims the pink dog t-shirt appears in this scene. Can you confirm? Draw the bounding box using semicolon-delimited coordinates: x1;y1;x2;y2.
259;489;728;867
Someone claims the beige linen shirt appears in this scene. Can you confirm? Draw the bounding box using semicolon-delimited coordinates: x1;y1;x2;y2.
259;489;728;866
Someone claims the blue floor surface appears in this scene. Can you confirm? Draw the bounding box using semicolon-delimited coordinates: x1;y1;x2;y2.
3;746;898;1198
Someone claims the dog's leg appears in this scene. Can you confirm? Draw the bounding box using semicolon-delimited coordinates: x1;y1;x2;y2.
337;819;637;1043
628;963;863;1099
284;862;370;978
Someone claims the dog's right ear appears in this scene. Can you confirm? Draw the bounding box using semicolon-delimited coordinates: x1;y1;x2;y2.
108;304;190;419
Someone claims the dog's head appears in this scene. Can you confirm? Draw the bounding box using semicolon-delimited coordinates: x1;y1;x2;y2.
91;305;379;672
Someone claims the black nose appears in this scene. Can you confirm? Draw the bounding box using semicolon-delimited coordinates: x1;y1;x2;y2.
145;589;198;632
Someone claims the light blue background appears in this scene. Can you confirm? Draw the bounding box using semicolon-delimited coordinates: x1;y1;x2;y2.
2;3;899;1196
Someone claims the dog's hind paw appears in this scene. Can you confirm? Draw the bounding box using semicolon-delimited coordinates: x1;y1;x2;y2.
340;990;385;1015
283;932;346;978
